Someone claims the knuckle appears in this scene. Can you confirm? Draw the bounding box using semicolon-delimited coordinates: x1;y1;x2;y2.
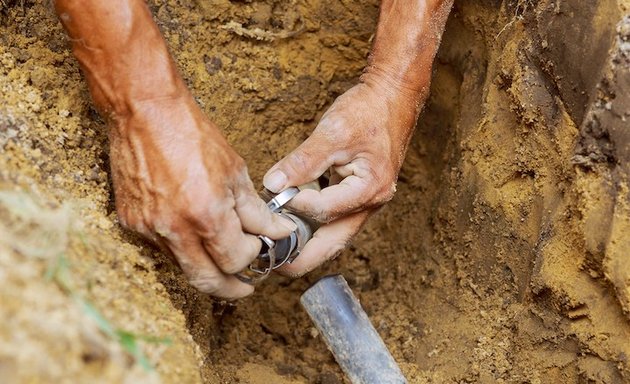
233;185;259;210
179;191;209;217
213;254;240;274
185;204;213;224
199;228;221;251
233;157;248;174
286;150;311;174
226;156;249;181
319;115;351;142
221;264;242;275
328;237;351;260
116;206;161;243
366;165;396;205
181;197;227;228
312;208;334;223
153;218;180;241
206;240;255;274
187;270;222;295
177;185;229;224
373;182;396;204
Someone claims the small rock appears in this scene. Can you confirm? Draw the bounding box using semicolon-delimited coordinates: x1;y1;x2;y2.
204;55;223;75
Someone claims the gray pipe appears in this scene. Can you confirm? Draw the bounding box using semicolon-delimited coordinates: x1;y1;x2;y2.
300;275;407;384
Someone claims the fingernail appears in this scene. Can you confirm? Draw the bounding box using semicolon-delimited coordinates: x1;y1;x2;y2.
280;216;298;232
263;170;287;193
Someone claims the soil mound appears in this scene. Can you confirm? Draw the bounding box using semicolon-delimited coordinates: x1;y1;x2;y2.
1;0;629;382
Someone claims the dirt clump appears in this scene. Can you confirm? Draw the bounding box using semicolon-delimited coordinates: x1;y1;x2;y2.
1;0;630;383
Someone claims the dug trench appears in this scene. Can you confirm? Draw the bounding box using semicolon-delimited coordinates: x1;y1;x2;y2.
1;0;630;383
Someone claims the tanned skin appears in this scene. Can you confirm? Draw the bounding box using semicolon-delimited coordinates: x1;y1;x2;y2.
54;0;453;297
54;0;296;299
264;0;454;276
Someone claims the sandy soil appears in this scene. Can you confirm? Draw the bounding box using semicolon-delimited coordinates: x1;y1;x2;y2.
1;0;630;383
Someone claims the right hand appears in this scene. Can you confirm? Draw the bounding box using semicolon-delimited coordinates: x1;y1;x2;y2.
109;94;296;299
263;80;420;277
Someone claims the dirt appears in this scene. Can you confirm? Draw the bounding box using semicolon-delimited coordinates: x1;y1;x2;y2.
1;0;630;383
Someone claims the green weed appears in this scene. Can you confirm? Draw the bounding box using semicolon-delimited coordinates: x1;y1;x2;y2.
46;253;171;371
1;190;172;371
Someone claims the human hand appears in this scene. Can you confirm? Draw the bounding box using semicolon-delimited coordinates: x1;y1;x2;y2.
263;80;422;276
55;0;296;298
110;94;295;299
261;0;454;276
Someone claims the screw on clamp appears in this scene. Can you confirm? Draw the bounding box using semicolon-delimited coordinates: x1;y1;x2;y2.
236;187;313;285
265;187;300;212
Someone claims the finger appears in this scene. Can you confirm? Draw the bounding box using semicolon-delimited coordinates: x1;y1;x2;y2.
234;182;297;239
263;133;343;193
289;173;376;222
290;157;395;222
328;166;346;185
277;210;371;277
199;208;263;275
167;234;254;299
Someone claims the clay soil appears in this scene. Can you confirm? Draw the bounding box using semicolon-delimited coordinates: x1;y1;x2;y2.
2;0;630;383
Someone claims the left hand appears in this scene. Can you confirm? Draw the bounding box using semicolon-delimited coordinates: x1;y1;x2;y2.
263;79;422;276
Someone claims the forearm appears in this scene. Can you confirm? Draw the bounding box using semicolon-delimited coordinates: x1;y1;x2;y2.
55;0;184;118
362;0;453;100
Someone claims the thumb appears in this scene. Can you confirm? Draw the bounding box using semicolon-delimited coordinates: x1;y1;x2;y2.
263;135;334;193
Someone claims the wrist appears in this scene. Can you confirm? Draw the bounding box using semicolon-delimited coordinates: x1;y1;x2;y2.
110;90;202;140
360;65;428;104
363;0;453;99
80;47;185;119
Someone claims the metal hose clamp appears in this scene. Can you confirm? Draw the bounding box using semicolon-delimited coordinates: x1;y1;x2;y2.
236;187;313;285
